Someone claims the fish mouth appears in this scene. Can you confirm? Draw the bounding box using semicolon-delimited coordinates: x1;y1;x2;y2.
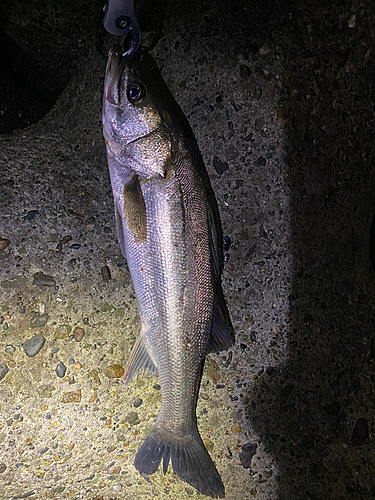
105;44;123;106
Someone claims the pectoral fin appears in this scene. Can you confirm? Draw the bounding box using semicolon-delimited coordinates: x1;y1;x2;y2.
123;174;147;243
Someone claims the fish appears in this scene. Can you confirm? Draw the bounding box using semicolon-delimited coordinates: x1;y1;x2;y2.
102;44;233;498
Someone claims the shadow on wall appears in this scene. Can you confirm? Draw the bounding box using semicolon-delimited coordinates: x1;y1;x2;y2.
249;1;375;499
0;2;101;134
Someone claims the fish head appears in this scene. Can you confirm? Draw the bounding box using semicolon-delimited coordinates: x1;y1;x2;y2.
103;45;179;179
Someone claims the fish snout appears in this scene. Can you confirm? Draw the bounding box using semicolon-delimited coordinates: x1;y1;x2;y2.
105;44;122;106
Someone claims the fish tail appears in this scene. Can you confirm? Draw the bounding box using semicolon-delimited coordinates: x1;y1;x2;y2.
134;425;225;498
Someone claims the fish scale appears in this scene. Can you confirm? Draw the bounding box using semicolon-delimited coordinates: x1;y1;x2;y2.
103;44;233;498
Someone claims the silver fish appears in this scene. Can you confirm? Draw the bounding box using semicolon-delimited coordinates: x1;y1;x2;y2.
102;45;232;498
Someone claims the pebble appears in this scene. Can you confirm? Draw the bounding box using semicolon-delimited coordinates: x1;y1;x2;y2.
55;362;66;378
13;491;36;499
5;345;15;354
25;210;38;220
0;364;9;380
230;99;241;112
88;369;101;385
73;326;85;342
23;335;46;357
101;265;111;282
0;463;6;473
125;411;140;425
106;466;121;475
61;235;72;245
55;324;72;339
266;366;276;376
223;235;231;252
133;398;143;408
231;424;241;433
224;351;233;367
70;243;81;249
68;358;75;365
259;41;272;56
0;238;10;250
351;418;369;446
255;118;265;130
240;64;251;78
103;364;124;379
37;385;55;398
203;439;214;451
30;314;48;328
153;384;161;390
239;442;258;468
249;331;257;342
33;272;56;287
254;156;267;166
213;156;229;175
61;389;81;403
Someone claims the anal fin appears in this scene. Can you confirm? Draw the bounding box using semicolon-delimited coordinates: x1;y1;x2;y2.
123;335;158;386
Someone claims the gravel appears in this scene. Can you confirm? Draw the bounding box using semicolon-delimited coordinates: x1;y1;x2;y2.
22;335;46;357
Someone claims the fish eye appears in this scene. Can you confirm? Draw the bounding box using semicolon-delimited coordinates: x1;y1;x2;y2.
127;84;145;104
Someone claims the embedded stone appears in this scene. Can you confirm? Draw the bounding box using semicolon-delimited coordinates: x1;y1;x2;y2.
23;335;46;357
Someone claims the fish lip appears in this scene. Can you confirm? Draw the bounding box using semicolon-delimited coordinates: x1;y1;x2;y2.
105;44;123;105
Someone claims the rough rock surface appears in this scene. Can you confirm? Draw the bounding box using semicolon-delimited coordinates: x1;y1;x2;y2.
1;0;375;499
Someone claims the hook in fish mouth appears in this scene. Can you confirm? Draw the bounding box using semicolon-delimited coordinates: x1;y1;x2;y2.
103;0;140;55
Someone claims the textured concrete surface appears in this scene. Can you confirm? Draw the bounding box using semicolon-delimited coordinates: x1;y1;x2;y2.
1;0;375;499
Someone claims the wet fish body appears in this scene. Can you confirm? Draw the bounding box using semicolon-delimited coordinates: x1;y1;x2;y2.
102;45;232;498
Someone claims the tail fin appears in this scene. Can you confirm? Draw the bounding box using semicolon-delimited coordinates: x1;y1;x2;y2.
134;426;225;498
